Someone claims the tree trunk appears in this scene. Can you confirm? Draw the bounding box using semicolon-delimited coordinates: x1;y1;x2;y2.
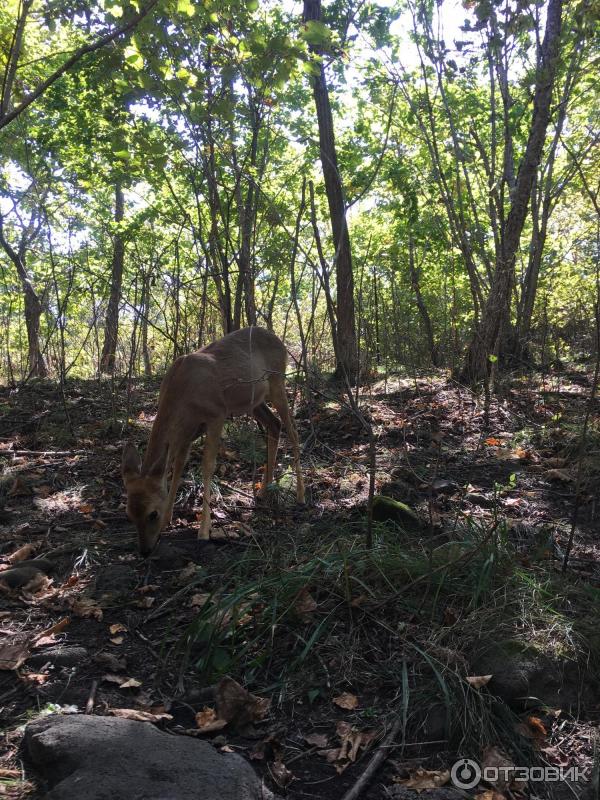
100;181;125;373
408;237;439;367
303;0;358;382
459;0;563;384
141;272;151;376
0;214;47;378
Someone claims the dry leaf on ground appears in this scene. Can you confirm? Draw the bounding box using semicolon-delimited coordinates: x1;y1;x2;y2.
110;708;172;723
333;692;358;710
33;617;70;647
304;732;329;748
195;707;228;733
0;641;29;670
482;746;525;790
109;623;127;635
395;768;450;790
295;587;317;616
216;677;271;729
70;597;103;621
270;760;294;788
7;543;36;564
466;674;492;689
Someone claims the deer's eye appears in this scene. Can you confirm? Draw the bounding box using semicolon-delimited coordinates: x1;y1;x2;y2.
148;510;159;522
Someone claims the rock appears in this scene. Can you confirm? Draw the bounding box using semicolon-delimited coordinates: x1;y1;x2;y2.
378;479;419;505
429;479;457;495
28;646;88;669
471;639;599;711
0;564;46;589
372;496;424;531
464;492;495;508
25;714;275;800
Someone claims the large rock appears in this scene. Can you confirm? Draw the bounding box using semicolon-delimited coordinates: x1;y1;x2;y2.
25;714;275;800
471;639;599;711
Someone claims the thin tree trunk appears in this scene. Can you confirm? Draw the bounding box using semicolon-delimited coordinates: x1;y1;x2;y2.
303;0;358;382
100;181;125;372
141;272;151;376
0;214;47;378
459;0;563;384
408;237;439;367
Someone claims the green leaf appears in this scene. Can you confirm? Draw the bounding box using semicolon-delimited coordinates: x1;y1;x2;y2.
301;19;332;47
177;0;196;17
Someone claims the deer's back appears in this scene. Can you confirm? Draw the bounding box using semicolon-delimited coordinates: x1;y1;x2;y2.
160;328;285;419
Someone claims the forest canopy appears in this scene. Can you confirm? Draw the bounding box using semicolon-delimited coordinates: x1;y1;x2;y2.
0;0;598;384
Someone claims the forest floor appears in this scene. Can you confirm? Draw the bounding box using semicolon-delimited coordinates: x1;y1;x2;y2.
0;367;599;799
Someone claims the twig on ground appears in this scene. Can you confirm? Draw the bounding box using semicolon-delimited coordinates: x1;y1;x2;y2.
85;679;98;714
340;713;404;800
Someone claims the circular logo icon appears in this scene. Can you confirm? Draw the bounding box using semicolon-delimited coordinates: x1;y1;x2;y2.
451;758;481;789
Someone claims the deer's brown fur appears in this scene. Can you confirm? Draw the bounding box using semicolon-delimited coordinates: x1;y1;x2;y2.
122;327;305;555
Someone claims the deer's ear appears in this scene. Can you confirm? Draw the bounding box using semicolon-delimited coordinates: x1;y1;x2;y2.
122;442;142;485
146;449;168;481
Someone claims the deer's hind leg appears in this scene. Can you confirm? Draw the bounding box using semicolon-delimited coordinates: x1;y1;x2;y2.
268;375;305;503
253;402;281;498
199;417;225;540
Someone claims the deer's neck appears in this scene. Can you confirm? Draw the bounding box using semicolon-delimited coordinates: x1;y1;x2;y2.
142;409;170;473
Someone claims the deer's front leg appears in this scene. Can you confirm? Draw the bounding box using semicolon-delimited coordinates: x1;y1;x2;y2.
162;446;190;529
199;418;224;540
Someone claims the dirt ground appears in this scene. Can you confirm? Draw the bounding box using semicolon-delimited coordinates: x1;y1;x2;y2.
0;369;598;799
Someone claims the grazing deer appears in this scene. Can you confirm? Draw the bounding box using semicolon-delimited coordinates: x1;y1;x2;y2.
122;327;305;556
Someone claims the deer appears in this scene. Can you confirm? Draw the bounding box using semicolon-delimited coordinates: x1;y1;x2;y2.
121;326;305;556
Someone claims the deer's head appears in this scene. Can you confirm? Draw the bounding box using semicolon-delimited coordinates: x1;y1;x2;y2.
122;443;168;557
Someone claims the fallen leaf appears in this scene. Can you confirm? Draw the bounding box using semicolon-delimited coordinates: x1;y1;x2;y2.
110;636;124;645
396;768;450;790
270;759;294;788
484;437;502;447
110;708;172;723
215;677;271;730
78;503;94;514
190;593;210;608
195;706;228;733
475;791;505;800
176;563;198;585
482;746;525;790
545;468;573;483
295;587;317;616
120;678;142;689
21;671;49;685
7;543;36;564
137;584;159;595
304;732;329;748
333;692;358;710
33;617;70;647
109;623;128;635
0;641;29;670
466;674;492;689
70;598;103;621
135;596;155;608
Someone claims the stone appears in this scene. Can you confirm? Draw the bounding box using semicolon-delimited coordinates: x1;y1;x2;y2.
25;713;275;800
372;496;424;531
28;646;88;669
471;639;599;711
